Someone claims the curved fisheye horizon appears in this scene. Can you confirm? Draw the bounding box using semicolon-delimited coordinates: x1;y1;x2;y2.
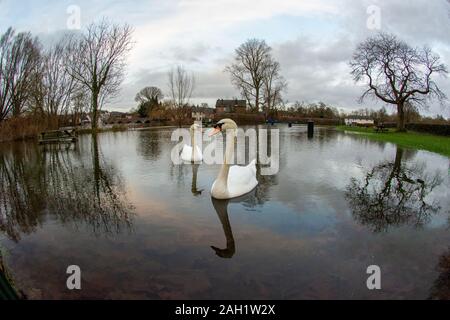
1;0;449;118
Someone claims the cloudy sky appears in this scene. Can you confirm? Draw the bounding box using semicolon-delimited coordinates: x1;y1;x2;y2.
1;0;449;116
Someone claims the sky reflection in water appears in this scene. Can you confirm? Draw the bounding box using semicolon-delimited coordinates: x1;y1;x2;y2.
0;126;449;299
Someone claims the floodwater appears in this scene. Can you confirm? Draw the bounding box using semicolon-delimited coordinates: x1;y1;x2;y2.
0;125;449;300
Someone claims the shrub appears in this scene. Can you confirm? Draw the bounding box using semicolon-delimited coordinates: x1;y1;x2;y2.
406;123;450;136
0;117;45;142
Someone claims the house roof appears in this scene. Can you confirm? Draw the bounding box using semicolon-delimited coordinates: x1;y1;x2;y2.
216;99;246;107
192;106;215;114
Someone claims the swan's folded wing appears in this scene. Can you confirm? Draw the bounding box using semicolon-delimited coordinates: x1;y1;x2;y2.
227;161;258;196
180;145;192;161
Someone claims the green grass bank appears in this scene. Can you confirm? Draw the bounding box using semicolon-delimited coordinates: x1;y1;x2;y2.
336;125;450;158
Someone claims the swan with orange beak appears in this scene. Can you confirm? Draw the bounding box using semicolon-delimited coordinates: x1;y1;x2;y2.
208;119;258;199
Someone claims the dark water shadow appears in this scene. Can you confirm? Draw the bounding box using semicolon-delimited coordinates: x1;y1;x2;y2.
429;248;450;300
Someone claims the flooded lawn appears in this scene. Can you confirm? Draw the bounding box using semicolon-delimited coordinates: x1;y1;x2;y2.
1;126;449;299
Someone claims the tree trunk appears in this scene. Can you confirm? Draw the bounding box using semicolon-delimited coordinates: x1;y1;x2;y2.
255;90;259;114
396;102;406;132
92;91;99;131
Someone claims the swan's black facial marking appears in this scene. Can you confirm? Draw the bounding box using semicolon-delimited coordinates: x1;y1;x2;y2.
214;122;224;131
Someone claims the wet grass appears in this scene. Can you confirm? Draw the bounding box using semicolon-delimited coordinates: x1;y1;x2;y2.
336;125;450;158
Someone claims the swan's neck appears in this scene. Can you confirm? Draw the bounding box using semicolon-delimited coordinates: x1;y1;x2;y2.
215;132;235;195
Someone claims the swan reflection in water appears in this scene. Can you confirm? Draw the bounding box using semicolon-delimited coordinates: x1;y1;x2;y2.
191;163;203;196
211;198;235;259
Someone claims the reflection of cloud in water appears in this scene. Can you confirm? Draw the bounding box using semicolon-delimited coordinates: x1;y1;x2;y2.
2;127;450;299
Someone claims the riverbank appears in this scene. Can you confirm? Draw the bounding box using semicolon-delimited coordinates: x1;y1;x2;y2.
336;125;450;157
77;124;180;135
0;123;181;143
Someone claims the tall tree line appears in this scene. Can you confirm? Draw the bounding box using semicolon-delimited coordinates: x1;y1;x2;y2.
0;19;133;130
0;28;40;121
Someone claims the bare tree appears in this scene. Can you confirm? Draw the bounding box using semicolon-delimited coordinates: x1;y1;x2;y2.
262;58;287;119
36;39;77;128
225;39;271;112
0;28;41;121
70;89;90;126
135;86;164;105
167;65;195;126
350;33;448;131
66;19;133;130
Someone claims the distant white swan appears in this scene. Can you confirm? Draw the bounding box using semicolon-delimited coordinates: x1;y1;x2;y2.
181;123;203;162
209;119;258;199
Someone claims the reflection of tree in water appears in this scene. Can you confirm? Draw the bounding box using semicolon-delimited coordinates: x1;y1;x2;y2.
211;198;235;259
136;130;162;161
429;248;450;300
242;164;278;208
242;126;279;207
0;134;134;242
346;147;442;233
0;143;46;240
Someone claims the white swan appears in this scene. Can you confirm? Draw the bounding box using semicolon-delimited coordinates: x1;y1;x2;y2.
181;123;203;162
209;119;258;199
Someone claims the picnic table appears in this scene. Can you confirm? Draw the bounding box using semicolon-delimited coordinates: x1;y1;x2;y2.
38;128;78;144
375;123;388;133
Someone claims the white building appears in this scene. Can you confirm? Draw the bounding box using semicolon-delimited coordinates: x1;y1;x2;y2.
344;116;375;126
80;113;108;128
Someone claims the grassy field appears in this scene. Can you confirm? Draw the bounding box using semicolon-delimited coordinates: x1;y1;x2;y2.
336;125;450;157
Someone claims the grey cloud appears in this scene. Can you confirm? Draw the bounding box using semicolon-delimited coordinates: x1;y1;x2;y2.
111;66;238;110
165;43;212;63
10;0;446;116
266;0;450;114
272;36;362;108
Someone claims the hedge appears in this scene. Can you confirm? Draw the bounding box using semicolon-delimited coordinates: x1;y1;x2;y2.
213;113;341;126
406;123;450;136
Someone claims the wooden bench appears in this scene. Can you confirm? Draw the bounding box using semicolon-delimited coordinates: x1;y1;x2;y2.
374;124;388;133
38;129;78;144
